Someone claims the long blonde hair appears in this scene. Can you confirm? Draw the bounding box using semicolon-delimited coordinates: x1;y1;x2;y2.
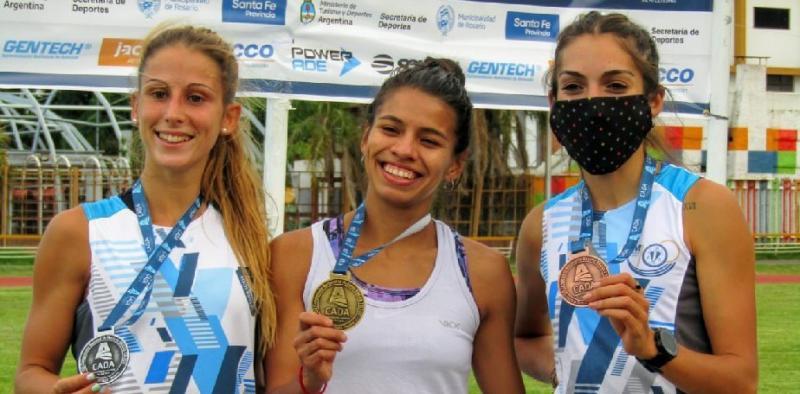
137;24;276;350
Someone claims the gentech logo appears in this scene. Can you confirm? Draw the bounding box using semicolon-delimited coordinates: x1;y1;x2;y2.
98;38;142;67
3;40;91;59
466;61;537;81
370;54;423;75
659;67;695;84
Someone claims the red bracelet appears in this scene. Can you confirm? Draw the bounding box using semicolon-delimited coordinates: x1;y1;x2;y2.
298;365;327;394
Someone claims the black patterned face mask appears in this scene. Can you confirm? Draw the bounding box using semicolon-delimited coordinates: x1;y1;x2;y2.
550;95;654;175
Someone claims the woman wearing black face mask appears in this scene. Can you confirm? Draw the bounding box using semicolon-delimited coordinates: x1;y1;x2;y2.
514;12;757;394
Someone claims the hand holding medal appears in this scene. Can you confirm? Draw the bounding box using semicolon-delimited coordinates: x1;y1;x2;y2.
558;156;656;307
558;249;610;306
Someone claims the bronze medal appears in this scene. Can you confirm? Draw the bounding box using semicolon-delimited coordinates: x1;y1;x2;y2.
558;252;609;307
311;272;365;330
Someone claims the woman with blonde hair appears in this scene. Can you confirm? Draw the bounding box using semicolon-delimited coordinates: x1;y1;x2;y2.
16;24;275;393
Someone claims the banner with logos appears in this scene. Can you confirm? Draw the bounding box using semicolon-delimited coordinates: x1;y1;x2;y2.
0;0;713;113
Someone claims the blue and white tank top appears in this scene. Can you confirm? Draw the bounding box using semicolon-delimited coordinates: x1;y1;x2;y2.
73;191;258;393
540;164;708;394
304;218;480;394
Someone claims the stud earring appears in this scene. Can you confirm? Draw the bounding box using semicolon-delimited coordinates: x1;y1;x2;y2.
222;128;228;134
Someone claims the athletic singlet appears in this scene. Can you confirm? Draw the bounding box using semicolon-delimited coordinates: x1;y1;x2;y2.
540;164;708;394
304;218;479;394
73;191;258;393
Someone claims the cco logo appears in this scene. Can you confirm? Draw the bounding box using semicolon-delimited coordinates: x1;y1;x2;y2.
659;67;694;83
234;44;274;59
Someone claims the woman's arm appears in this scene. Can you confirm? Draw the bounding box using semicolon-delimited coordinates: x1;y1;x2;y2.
15;207;99;393
464;238;525;394
663;179;758;392
587;179;758;393
265;229;347;394
513;204;556;384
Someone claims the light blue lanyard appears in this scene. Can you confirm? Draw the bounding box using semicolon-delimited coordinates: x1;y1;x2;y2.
98;180;201;332
571;155;657;263
332;202;431;275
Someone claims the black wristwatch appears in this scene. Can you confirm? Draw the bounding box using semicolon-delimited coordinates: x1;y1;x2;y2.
637;328;678;373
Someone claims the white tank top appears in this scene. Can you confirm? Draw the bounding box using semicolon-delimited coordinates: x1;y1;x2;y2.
75;192;258;393
540;164;706;394
303;219;480;394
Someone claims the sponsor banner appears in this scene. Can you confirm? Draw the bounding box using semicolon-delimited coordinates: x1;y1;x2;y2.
0;0;715;112
98;38;142;67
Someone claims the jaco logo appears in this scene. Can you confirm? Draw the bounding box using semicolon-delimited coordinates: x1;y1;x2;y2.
98;38;142;67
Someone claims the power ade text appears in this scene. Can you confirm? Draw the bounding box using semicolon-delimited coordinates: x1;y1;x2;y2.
659;67;694;83
291;47;351;72
467;62;534;78
4;40;87;56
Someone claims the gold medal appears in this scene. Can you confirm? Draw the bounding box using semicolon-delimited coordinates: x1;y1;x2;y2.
558;252;609;307
311;272;365;330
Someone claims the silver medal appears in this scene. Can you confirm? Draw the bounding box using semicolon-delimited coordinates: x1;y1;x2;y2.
77;333;130;385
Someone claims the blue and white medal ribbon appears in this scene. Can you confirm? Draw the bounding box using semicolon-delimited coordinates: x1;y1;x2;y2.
79;180;201;384
332;202;431;274
559;156;656;307
311;202;431;330
571;155;657;261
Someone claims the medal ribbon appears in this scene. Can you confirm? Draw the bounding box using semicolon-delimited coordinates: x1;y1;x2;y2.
98;179;201;332
571;155;657;263
332;202;431;275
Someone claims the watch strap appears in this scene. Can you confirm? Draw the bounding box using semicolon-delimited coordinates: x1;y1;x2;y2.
637;328;677;373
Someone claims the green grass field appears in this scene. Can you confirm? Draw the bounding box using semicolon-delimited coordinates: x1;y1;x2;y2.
1;264;798;392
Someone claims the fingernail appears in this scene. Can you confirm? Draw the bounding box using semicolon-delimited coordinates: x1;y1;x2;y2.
584;292;593;300
86;372;96;381
91;383;102;392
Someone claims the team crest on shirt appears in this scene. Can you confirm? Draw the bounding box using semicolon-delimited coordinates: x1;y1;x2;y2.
629;242;678;277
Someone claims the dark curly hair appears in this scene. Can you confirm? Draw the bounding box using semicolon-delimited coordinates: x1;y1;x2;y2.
366;57;472;155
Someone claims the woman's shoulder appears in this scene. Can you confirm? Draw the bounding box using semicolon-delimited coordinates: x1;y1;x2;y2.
271;227;313;251
45;205;90;242
683;177;737;208
36;206;91;283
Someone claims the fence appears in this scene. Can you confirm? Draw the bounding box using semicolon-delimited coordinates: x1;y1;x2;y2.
730;179;800;254
1;159;132;244
3;163;800;254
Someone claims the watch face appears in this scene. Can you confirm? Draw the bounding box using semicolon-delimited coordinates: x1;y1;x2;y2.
658;329;679;355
